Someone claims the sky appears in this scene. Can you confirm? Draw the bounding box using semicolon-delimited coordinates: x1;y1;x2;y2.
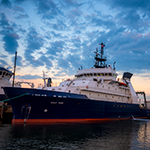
0;0;150;99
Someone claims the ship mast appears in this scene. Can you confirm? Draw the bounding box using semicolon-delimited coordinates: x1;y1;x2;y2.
94;42;107;68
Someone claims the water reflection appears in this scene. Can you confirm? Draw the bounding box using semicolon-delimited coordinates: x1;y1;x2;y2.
0;121;150;150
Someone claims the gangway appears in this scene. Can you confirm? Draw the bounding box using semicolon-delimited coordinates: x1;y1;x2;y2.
136;91;147;108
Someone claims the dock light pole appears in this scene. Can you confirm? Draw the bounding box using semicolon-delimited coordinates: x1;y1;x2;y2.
12;51;17;87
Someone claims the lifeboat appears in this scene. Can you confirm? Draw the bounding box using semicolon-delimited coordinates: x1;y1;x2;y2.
119;82;127;86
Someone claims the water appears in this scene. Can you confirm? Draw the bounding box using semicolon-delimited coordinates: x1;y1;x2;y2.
0;120;150;150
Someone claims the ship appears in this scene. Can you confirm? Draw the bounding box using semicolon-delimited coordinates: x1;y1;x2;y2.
3;43;150;124
0;67;13;122
0;67;13;101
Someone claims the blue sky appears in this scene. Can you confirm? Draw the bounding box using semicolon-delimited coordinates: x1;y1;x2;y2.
0;0;150;96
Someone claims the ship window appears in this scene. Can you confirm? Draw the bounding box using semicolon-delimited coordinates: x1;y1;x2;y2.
105;73;108;76
94;73;96;76
84;74;87;77
6;73;8;76
109;73;112;76
0;71;2;75
2;72;5;76
113;74;117;77
100;73;104;76
90;73;93;76
87;74;90;77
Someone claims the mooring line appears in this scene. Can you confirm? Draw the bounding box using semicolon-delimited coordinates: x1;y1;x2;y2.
0;93;29;102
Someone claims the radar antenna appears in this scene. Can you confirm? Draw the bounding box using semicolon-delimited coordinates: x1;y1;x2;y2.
94;42;107;68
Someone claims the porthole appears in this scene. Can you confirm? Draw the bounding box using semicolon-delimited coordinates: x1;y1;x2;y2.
44;109;48;112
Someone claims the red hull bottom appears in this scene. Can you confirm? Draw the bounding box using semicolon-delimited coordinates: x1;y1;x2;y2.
11;117;150;125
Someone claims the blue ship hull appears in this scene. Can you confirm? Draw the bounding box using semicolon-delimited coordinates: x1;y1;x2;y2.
3;87;150;124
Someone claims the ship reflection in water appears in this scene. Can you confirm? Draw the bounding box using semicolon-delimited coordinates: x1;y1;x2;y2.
0;121;150;150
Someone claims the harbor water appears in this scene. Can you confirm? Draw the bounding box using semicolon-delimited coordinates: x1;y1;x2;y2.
0;120;150;150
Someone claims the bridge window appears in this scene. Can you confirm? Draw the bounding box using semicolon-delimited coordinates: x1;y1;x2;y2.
2;72;5;76
105;73;108;76
0;71;2;75
109;73;112;76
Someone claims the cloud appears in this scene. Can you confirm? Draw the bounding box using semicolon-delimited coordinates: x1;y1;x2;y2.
62;0;83;7
0;13;9;26
0;59;9;66
24;28;53;69
16;14;28;19
35;0;62;20
24;27;44;62
0;13;20;54
16;74;42;79
46;40;66;56
1;0;11;7
108;0;150;10
2;33;20;54
38;55;53;69
11;55;23;67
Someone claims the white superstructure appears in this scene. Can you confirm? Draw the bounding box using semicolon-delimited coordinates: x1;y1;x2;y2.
0;67;12;95
42;43;139;105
